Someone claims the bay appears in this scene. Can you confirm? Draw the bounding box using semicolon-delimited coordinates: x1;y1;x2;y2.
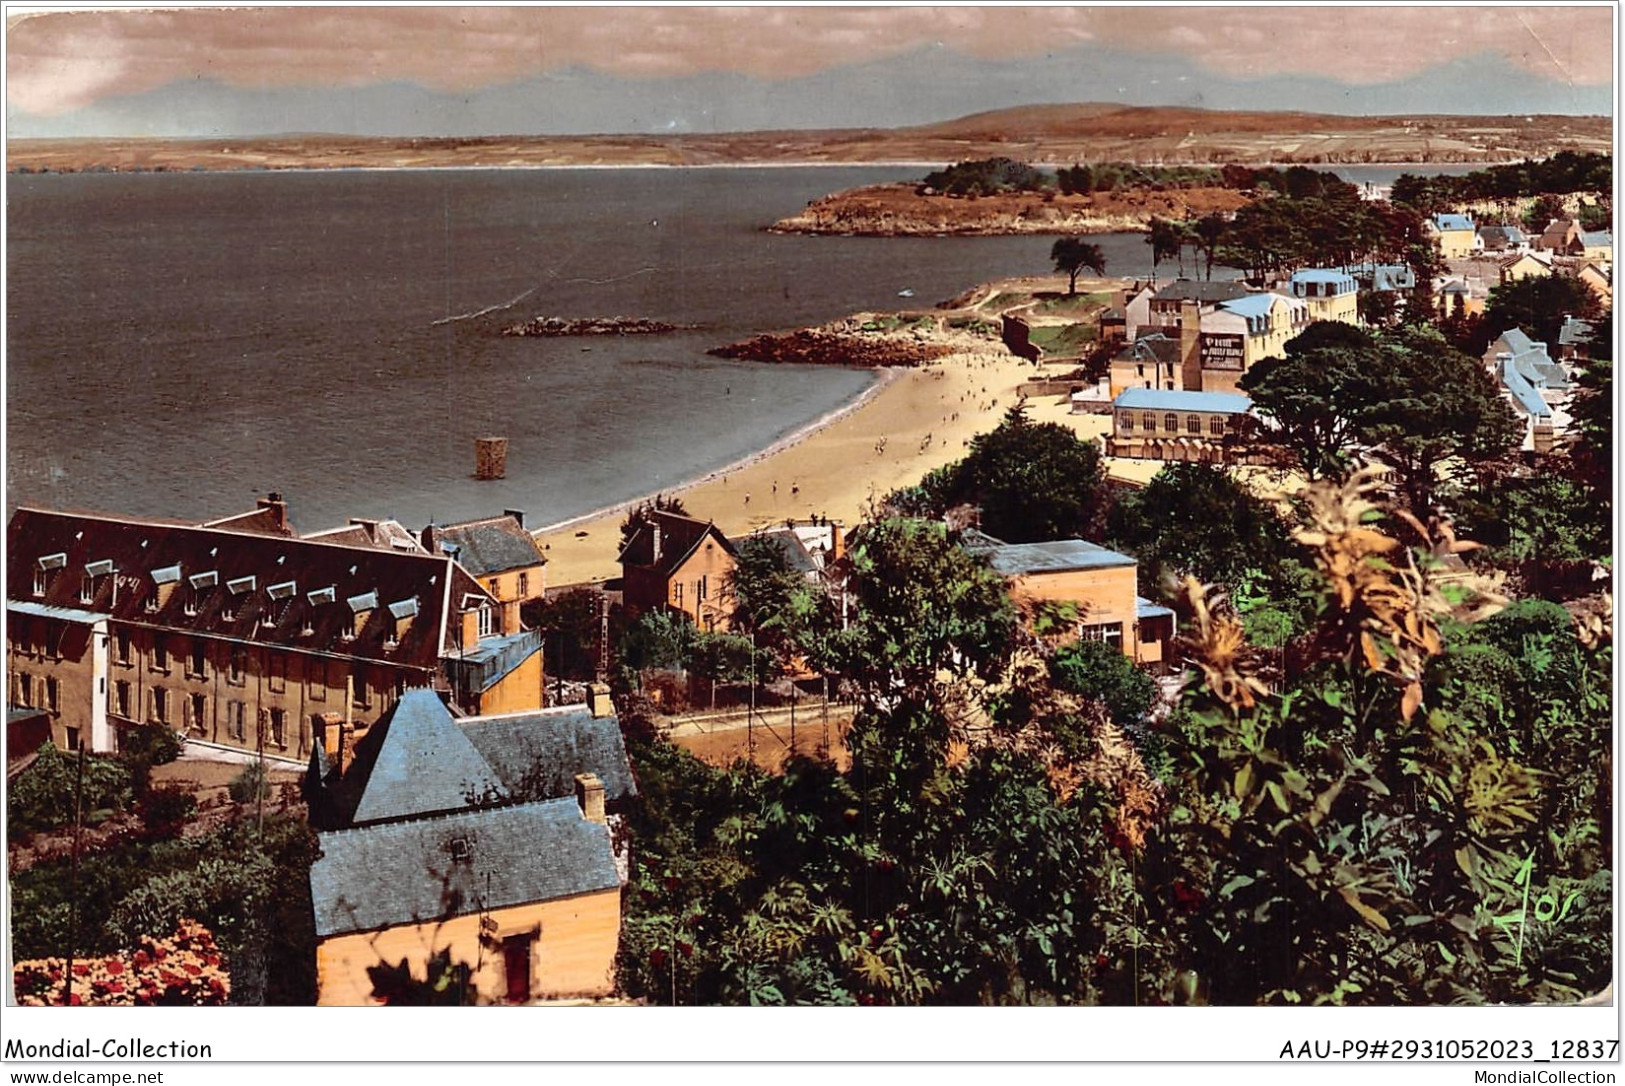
7;166;1169;532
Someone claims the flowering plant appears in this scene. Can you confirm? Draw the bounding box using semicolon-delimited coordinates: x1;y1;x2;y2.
12;918;229;1006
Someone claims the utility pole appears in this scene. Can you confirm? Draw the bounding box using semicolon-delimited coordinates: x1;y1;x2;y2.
64;745;85;1006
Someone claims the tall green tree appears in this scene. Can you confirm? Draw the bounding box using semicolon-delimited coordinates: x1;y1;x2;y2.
1050;237;1107;295
1237;322;1385;480
953;406;1108;543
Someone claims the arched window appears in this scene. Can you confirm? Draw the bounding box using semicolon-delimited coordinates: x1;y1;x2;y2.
1165;413;1178;433
1210;416;1226;435
1142;412;1156;432
1121;413;1135;432
1186;414;1201;434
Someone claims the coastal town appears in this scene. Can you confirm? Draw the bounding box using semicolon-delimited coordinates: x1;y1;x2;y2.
7;139;1613;1013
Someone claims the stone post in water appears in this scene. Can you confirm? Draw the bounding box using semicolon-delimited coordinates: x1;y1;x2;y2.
475;436;508;480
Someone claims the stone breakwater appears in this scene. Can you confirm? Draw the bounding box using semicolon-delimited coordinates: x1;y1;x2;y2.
502;316;688;337
709;328;957;368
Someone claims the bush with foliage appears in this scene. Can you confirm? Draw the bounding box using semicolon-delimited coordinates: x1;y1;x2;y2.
7;742;132;837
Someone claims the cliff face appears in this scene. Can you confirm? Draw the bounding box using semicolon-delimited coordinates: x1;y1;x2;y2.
771;183;1253;237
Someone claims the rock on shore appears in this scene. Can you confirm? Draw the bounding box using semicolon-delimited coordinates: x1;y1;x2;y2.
709;328;956;367
503;316;687;337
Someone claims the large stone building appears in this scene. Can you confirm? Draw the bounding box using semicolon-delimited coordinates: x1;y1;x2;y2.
1104;387;1257;465
5;504;536;758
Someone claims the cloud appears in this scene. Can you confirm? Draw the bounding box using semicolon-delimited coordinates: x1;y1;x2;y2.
6;5;1613;117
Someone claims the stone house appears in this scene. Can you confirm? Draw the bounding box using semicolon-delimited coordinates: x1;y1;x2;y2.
1105;387;1256;466
306;688;632;1005
619;510;738;632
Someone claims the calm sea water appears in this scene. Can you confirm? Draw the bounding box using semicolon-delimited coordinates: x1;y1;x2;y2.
6;163;1466;533
6;166;1181;532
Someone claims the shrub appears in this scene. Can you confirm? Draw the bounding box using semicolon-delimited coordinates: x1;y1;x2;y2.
227;763;271;805
7;743;132;837
138;786;199;841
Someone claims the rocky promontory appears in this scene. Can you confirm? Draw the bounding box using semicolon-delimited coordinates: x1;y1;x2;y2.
709;327;957;368
771;182;1253;237
502;316;688;337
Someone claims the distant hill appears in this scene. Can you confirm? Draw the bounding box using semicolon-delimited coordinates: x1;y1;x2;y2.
8;103;1611;173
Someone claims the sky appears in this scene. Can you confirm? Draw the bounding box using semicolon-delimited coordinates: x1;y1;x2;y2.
4;5;1616;139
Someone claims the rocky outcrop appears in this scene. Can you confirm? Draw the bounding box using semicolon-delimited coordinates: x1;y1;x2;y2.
502;316;687;337
709;329;955;368
771;183;1253;237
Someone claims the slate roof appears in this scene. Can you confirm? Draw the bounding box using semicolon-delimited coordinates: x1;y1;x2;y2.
1479;225;1528;248
1150;279;1252;305
1499;357;1552;419
1434;214;1475;232
960;530;1135;576
1580;230;1612;248
445;629;544;696
1114;332;1182;366
1288;269;1357;292
461;706;637;805
1136;597;1175;620
734;527;820;576
310;798;620;938
1559;316;1596;348
618;510;736;578
422;515;546;579
345;689;509;826
1114;388;1252;414
7;507;490;670
304;519;427;554
1218;293;1289;321
1347;263;1416;292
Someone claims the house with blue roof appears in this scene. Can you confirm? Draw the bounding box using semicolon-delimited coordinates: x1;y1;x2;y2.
1430;213;1479;258
306;687;633;1004
1196;292;1309;391
1580;230;1612;263
1105;387;1259;467
1481;328;1572;453
959;529;1173;669
1285;269;1360;325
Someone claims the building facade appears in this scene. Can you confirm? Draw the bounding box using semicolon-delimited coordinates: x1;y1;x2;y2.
6;506;523;758
619;510;739;631
1104;387;1256;465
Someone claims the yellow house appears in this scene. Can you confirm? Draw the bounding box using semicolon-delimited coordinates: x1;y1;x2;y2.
1579;230;1613;263
1499;251;1554;285
307;689;632;1005
1285;269;1360;326
1430;214;1479;259
422;512;547;638
960;530;1172;669
310;794;622;1005
1105;387;1256;467
1196;292;1309;393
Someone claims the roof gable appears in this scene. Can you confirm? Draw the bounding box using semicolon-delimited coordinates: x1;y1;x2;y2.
619;510;735;577
423;516;546;578
347;689;508;826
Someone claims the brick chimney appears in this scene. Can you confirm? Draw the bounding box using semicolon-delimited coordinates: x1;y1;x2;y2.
575;773;606;823
257;492;288;534
1179;300;1203;392
587;682;612;719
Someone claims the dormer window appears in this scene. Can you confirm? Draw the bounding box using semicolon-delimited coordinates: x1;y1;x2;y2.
80;559;114;605
150;564;182;612
307;586;336;607
35;552;65;596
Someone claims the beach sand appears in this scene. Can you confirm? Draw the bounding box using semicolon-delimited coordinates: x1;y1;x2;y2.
531;276;1149;587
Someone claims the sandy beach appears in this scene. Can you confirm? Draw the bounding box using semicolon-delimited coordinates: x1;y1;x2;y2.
533;276;1146;587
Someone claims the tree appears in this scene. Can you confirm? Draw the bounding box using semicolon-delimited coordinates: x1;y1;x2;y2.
1050;640;1156;731
727;534;838;671
1565;317;1612;536
1357;327;1521;516
527;587;605;681
1521;193;1568;233
952;406;1107;543
1107;462;1298;593
1191;213;1228;280
1050;237;1106;295
619;494;690;547
1237;322;1385;480
831;517;1017;697
1146;217;1185;280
